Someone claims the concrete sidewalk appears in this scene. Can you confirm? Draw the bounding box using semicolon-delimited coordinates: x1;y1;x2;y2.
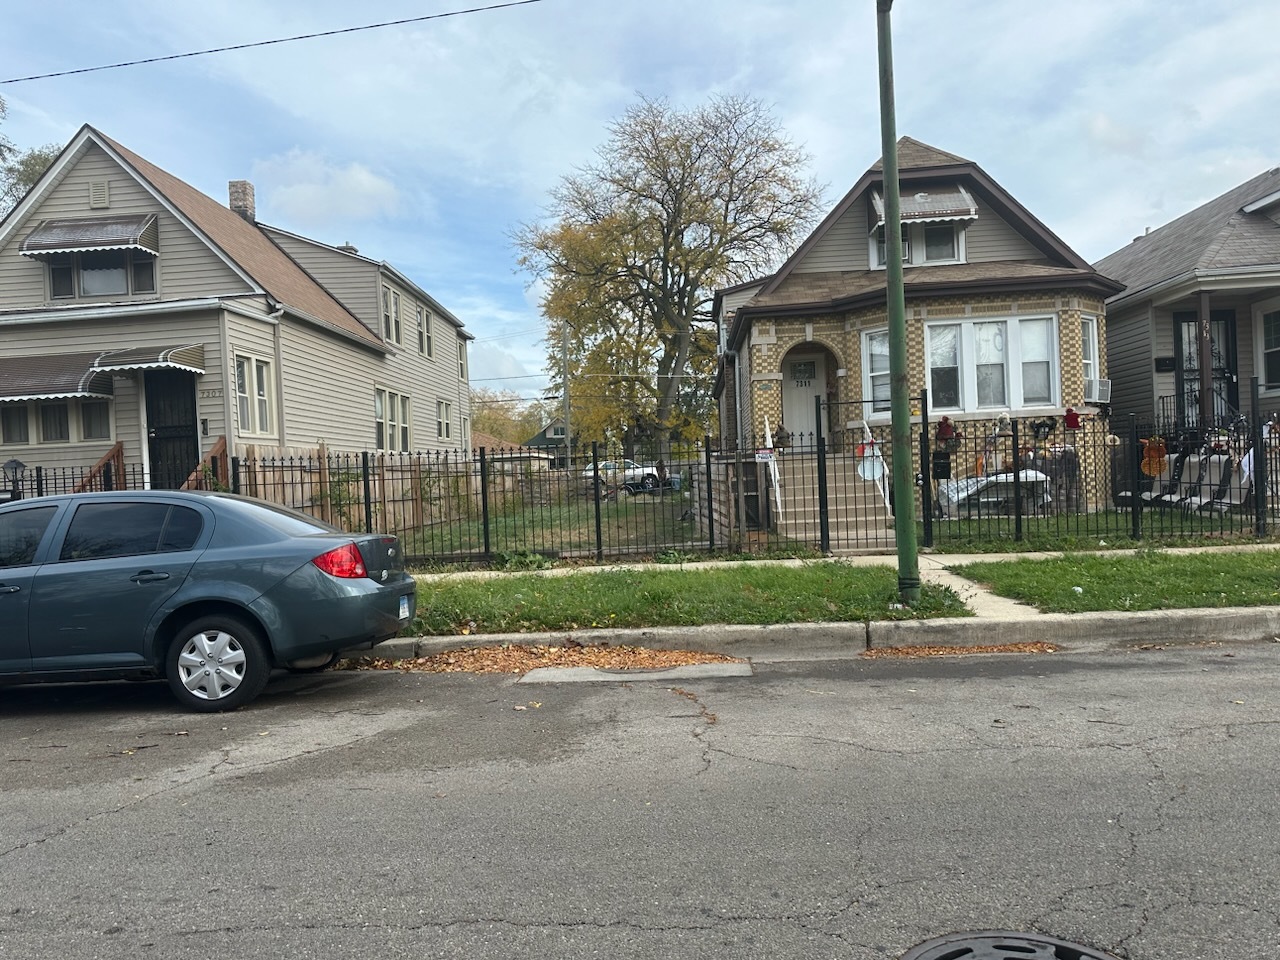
360;545;1280;662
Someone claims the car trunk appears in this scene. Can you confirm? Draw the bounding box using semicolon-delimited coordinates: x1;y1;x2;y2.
353;535;405;583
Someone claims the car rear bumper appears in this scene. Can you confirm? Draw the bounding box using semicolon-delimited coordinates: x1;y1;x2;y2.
251;567;417;662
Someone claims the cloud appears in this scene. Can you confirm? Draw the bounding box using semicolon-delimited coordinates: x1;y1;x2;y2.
251;149;400;231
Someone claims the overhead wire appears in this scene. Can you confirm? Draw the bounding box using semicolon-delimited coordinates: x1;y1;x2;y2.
1;0;545;84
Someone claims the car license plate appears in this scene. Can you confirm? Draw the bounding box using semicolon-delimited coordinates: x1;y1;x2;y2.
399;594;411;620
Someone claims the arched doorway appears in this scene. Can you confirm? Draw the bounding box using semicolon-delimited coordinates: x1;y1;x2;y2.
780;346;836;443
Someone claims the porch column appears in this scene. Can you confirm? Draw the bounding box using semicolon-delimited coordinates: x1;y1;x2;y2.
1198;291;1213;430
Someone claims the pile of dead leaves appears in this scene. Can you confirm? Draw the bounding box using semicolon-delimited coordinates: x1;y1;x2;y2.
861;641;1059;660
344;641;744;675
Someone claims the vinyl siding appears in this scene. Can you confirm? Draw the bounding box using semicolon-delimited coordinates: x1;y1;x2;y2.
722;284;764;315
1103;304;1155;422
264;230;380;324
793;202;871;273
0;310;225;471
269;314;469;455
0;144;251;309
963;213;1042;262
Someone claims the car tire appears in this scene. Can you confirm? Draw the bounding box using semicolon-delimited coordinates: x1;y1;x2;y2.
165;614;271;712
640;474;658;491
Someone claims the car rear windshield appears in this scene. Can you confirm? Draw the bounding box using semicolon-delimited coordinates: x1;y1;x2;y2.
207;494;342;537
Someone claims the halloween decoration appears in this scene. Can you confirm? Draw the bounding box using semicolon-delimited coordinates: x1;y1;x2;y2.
1030;417;1057;441
1064;407;1081;430
1141;436;1168;477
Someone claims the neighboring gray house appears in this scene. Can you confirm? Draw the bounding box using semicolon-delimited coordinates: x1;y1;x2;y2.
523;417;571;466
0;124;472;490
1094;166;1280;431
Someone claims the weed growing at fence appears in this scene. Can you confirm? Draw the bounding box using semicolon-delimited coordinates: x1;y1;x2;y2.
952;547;1280;613
408;561;969;636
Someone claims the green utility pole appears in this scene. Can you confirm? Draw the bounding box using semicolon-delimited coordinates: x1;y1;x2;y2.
876;0;921;604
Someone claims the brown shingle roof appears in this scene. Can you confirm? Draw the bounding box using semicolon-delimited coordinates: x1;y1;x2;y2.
95;130;384;349
870;136;971;171
748;261;1111;310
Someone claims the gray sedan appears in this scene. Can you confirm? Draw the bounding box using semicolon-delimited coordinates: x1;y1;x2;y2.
0;490;416;711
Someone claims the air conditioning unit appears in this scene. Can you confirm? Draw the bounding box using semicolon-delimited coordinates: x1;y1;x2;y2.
1084;378;1112;404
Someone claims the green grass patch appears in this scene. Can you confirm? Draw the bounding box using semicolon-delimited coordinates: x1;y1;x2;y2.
953;548;1280;613
408;562;970;635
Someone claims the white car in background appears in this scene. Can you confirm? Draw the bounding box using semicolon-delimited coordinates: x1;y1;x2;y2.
580;459;659;492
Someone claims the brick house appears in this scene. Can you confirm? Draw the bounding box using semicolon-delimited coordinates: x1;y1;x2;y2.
710;138;1123;542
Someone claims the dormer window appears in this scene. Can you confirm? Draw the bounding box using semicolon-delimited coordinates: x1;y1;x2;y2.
870;185;976;268
20;214;160;300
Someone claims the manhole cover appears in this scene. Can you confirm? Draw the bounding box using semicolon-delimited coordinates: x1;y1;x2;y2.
902;931;1121;960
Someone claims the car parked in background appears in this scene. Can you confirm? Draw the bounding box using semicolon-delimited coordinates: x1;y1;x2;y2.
0;490;415;711
579;459;659;493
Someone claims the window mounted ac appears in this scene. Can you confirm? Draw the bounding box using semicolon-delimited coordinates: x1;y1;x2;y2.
1084;378;1112;404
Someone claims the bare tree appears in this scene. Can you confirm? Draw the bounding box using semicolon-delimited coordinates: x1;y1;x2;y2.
518;94;823;446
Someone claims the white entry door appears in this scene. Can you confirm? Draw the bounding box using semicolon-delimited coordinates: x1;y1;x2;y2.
782;354;825;440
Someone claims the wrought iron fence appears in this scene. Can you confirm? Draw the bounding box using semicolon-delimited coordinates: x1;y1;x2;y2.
4;403;1278;562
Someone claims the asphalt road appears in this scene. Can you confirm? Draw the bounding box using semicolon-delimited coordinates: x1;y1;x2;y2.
3;640;1279;960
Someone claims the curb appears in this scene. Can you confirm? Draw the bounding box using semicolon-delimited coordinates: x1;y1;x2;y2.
354;605;1280;663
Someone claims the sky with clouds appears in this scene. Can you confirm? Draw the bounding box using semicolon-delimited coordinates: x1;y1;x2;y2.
2;0;1277;401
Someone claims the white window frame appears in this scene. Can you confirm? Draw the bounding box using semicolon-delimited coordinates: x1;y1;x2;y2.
436;399;452;440
861;328;892;413
381;285;393;341
458;340;467;381
1254;295;1280;394
374;387;412;452
391;291;402;345
416;305;427;356
549;424;566;439
922;315;1059;415
1081;315;1100;385
424;310;434;359
870;222;966;269
235;353;275;437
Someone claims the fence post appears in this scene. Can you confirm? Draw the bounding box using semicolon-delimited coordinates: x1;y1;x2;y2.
103;462;114;493
704;436;715;552
1252;377;1267;537
479;447;492;558
1129;415;1142;541
591;441;604;562
815;395;830;553
35;466;44;499
919;389;933;549
1011;417;1023;542
361;451;374;533
230;457;241;495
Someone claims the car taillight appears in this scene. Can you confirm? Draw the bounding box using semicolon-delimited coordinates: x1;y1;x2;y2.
312;543;367;579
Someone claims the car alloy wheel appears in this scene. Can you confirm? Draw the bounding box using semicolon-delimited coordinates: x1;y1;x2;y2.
166;615;270;712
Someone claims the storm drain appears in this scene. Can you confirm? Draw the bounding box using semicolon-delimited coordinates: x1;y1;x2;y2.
901;931;1121;960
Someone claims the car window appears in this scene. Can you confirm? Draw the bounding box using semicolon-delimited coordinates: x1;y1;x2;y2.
59;503;204;561
0;505;58;569
206;494;341;536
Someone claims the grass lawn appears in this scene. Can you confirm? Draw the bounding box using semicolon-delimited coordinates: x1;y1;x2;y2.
408;562;969;636
952;549;1280;613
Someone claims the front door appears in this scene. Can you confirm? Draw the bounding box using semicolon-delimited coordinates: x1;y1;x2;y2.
1177;310;1239;427
782;354;826;442
145;369;199;490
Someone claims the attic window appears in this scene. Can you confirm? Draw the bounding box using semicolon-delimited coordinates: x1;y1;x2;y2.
89;181;110;209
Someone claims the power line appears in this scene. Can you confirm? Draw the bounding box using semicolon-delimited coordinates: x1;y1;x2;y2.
1;0;545;85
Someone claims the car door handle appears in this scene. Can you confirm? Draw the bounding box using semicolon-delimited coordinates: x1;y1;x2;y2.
0;584;19;594
130;571;171;584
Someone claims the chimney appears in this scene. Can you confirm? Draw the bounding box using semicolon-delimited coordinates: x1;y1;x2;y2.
228;180;256;223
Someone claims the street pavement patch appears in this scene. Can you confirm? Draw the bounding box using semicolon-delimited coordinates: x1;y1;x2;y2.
518;662;755;684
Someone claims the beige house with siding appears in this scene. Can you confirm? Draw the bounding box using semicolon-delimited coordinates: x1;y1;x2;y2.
0;124;471;491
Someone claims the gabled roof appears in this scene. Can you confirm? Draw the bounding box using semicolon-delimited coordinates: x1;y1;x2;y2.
0;125;384;350
95;130;384;348
1092;167;1280;303
756;136;1093;302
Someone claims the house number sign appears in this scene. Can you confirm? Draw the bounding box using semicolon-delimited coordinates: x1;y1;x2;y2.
790;361;817;389
199;389;223;399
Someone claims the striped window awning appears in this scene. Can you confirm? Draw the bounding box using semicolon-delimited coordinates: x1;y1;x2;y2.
870;186;978;230
0;344;205;401
19;214;160;258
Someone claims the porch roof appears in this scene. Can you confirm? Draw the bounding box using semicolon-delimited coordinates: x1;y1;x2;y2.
93;343;205;375
19;214;159;258
0;352;114;401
